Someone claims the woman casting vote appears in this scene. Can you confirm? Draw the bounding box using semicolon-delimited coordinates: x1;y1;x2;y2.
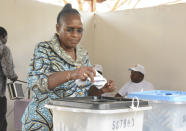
22;3;115;130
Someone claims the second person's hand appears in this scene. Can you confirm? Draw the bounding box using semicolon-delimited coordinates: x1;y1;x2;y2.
101;80;115;93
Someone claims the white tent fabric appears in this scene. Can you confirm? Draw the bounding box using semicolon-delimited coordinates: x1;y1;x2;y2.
36;0;186;12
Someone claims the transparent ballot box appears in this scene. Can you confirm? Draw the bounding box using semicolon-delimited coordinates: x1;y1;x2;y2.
128;90;186;131
46;96;151;131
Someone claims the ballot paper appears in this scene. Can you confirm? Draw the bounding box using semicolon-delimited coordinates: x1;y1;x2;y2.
75;71;107;89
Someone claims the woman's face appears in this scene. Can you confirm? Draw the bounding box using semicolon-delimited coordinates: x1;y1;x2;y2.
56;14;83;50
130;71;144;83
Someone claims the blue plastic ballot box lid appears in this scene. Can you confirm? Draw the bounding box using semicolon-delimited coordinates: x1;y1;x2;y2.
128;90;186;102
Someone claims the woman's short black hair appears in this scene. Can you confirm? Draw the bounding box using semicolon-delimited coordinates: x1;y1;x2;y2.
0;26;7;38
57;3;80;24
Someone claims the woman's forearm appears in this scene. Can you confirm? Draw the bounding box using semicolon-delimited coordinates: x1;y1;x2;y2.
48;66;96;90
48;71;73;90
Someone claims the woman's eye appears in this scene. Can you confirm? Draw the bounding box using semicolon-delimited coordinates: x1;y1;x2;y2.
67;28;74;33
77;28;83;33
66;28;83;33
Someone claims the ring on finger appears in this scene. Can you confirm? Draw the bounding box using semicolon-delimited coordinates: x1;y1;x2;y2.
83;73;88;77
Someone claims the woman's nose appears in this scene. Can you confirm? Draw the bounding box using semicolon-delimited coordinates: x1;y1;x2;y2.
71;30;81;38
72;31;78;37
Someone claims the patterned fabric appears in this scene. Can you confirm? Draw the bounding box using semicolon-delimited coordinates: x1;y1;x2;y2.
0;41;17;97
22;34;92;131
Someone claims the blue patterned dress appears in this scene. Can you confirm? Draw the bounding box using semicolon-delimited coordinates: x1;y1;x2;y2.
22;34;92;131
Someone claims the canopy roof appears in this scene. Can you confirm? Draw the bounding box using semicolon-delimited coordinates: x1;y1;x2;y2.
36;0;186;12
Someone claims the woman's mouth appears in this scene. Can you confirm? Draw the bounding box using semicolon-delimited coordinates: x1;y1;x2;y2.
71;40;79;45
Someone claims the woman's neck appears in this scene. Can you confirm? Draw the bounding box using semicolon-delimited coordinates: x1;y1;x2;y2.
61;44;76;60
62;45;75;52
67;49;76;60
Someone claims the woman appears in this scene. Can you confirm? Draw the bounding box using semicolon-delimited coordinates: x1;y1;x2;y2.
22;3;115;131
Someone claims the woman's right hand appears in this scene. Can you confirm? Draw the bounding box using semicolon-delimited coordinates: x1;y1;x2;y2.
70;66;96;82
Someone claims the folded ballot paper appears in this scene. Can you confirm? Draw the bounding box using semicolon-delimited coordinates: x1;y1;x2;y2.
75;71;107;89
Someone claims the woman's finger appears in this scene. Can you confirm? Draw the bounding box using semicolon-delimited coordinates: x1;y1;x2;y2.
80;72;88;80
85;70;94;82
87;67;96;76
76;66;96;81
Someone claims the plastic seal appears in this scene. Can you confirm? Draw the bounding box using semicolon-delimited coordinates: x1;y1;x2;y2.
130;96;139;110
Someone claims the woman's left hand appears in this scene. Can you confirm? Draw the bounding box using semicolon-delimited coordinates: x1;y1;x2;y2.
101;80;115;93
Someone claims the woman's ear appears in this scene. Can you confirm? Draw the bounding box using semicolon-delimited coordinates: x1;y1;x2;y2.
56;24;60;34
